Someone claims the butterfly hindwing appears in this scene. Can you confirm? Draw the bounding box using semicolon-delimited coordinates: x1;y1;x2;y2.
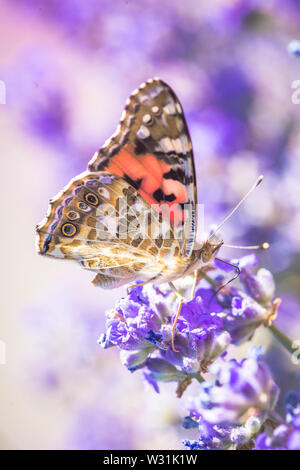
88;78;197;257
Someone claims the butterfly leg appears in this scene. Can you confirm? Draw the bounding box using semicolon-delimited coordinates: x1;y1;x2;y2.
169;282;184;353
191;265;218;299
126;280;151;295
191;269;204;300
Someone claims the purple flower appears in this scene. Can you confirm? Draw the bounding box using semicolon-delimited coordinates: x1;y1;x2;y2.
98;291;160;371
183;415;261;450
240;266;275;304
215;255;279;344
99;255;280;393
287;39;300;58
99;282;231;391
255;416;300;450
255;387;300;450
99;285;167;357
182;352;279;450
186;355;279;426
286;389;300;420
221;292;269;344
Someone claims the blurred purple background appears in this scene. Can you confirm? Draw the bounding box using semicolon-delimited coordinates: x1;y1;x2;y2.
1;0;300;449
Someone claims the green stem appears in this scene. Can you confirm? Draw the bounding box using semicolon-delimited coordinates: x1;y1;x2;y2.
269;324;294;354
202;273;217;289
191;372;204;383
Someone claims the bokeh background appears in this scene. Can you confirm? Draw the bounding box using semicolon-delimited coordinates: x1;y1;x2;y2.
1;0;300;449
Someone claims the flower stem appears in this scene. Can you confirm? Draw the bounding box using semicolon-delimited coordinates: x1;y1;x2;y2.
202;273;217;289
191;372;205;383
268;324;294;354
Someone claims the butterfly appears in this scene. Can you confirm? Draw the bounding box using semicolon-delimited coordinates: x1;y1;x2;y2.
36;78;225;351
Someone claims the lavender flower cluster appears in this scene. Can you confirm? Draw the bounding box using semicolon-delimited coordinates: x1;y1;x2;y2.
183;352;279;450
183;360;300;450
100;255;276;389
98;255;298;449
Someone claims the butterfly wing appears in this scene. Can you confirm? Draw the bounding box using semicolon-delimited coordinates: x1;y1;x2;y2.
36;171;181;288
88;78;197;257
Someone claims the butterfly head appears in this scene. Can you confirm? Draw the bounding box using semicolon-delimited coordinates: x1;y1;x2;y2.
198;235;224;264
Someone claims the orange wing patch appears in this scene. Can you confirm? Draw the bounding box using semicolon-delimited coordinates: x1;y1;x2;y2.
104;143;187;224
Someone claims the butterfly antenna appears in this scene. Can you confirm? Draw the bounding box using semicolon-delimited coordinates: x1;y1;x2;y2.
209;258;241;303
208;175;264;241
221;242;270;250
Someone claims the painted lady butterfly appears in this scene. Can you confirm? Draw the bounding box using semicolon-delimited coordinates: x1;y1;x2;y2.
35;78;232;350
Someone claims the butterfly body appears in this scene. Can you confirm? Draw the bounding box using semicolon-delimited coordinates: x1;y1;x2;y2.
36;78;221;291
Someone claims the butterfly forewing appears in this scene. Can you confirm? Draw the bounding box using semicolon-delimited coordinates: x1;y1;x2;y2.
88;78;197;257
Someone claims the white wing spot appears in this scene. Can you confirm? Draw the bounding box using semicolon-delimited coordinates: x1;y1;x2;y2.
119;129;129;145
102;137;113;148
89;151;99;165
160;137;174;152
137;125;150;139
180;134;190;152
175;116;183;132
176;102;182;113
173;138;183;153
111;125;121;139
163;102;176;114
139;93;149;103
98;187;110;199
142;113;152;124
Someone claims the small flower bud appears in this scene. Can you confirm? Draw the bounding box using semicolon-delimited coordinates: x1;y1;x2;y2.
120;347;155;372
144;358;186;382
240;268;275;304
